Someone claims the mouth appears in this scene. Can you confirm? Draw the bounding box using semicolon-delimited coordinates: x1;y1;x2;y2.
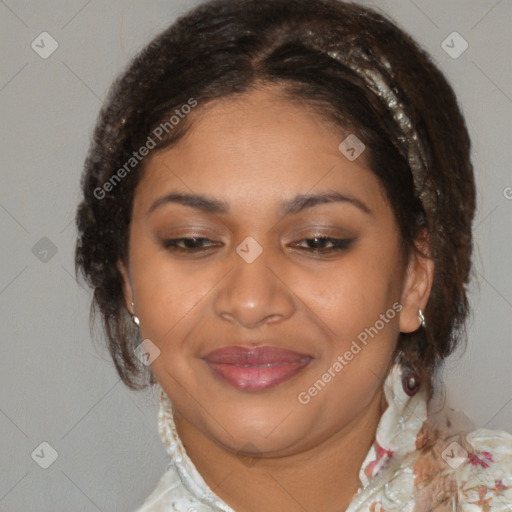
202;345;313;391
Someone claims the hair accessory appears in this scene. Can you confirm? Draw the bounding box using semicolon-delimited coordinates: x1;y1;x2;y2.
418;308;426;329
401;365;420;396
315;45;436;213
359;64;428;198
131;301;140;326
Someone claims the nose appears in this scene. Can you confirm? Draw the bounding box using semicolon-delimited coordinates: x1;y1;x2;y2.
213;245;296;329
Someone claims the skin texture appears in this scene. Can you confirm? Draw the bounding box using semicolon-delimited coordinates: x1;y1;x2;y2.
118;86;434;512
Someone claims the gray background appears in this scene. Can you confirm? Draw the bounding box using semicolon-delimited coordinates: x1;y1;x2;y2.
1;0;511;510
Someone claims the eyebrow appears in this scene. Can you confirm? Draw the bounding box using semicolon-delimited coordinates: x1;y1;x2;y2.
146;190;372;216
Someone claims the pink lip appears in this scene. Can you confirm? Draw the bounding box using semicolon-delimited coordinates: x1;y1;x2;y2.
202;346;312;391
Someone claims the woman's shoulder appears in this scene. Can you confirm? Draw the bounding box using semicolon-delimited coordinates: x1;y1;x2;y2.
451;427;512;510
463;426;512;459
414;420;512;511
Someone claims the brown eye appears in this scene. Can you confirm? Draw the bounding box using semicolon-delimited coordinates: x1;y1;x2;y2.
290;236;355;253
163;237;221;252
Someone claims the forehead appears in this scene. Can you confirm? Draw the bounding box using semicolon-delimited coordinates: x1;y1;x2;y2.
133;87;387;215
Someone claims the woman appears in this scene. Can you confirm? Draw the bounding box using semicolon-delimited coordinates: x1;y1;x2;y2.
74;0;512;510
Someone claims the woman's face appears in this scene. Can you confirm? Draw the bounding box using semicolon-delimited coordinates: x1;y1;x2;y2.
119;86;429;456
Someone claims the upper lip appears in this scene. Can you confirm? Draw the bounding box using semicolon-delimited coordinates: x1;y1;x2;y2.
202;345;312;365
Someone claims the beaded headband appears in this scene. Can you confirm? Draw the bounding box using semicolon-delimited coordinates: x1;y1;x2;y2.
319;46;436;214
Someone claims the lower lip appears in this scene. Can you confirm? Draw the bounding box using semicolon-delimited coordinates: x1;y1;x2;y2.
204;358;312;391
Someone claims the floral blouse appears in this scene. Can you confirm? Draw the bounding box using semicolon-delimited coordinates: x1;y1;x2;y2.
134;363;512;511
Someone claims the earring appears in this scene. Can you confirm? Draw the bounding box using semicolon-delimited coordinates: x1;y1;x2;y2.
418;308;426;329
131;301;140;327
401;365;420;396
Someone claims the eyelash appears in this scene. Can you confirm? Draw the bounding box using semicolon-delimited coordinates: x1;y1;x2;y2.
162;236;355;254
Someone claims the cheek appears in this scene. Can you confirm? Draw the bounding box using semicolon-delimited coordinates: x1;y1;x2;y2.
296;264;400;422
133;261;214;346
302;251;402;341
299;248;402;413
126;230;204;342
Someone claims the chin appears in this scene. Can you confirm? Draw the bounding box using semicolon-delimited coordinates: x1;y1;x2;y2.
202;398;319;455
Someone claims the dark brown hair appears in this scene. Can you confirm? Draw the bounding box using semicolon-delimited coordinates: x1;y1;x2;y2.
75;0;476;394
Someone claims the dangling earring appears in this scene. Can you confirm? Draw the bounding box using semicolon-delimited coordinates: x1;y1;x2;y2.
131;301;140;326
418;308;426;329
401;365;420;396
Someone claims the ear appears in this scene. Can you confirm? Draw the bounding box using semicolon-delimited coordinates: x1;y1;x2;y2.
399;229;435;333
117;259;135;314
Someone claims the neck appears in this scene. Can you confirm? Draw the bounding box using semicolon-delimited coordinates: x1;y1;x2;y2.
173;388;387;512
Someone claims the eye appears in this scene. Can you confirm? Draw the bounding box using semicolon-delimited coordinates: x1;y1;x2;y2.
162;235;355;255
289;236;355;253
163;237;222;252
